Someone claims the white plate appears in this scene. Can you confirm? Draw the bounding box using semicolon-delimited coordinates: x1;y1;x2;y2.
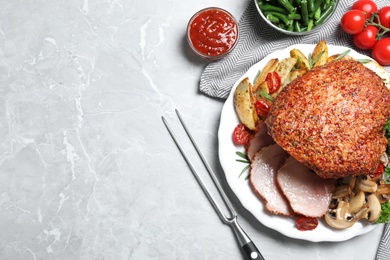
218;44;380;242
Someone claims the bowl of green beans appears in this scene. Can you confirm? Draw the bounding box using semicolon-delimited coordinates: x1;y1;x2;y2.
255;0;338;35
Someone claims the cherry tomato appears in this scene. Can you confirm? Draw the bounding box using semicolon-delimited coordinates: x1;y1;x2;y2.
341;10;366;34
353;25;378;50
351;0;377;19
265;72;281;94
255;100;271;117
372;38;390;65
370;163;384;179
232;124;250;145
378;6;390;29
296;216;319;231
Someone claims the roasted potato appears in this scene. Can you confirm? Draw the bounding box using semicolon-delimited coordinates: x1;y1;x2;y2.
275;57;297;87
363;60;390;89
289;69;307;81
256;81;270;95
290;49;310;70
234;78;258;130
312;40;328;67
326;54;338;63
253;58;279;92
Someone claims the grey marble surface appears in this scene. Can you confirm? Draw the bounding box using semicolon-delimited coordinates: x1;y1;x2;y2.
0;0;385;259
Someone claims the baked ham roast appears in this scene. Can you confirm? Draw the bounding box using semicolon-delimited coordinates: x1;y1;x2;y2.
265;59;390;179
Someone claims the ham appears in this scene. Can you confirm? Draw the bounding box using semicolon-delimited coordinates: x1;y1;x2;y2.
245;121;275;162
277;157;336;218
249;144;293;216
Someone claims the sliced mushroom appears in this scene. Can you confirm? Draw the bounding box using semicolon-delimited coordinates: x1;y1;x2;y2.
380;152;389;167
349;190;365;214
329;198;339;209
327;170;388;229
377;194;389;204
376;183;390;203
365;194;381;222
356;177;378;193
376;182;390;194
344;176;357;190
324;200;369;229
332;184;351;199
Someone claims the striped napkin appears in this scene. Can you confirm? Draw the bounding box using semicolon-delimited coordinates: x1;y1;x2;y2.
378;223;390;260
199;0;390;99
199;0;390;259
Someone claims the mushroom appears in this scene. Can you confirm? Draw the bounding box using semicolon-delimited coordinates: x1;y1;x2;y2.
332;184;351;199
324;200;369;229
364;194;381;222
375;182;390;204
344;176;357;189
349;190;365;214
380;152;389;167
356;176;378;193
326;165;389;229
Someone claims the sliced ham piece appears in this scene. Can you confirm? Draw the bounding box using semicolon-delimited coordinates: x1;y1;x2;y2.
277;157;336;218
245;121;275;162
250;144;293;216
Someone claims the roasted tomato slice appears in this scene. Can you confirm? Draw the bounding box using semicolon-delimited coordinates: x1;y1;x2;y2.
232;123;250;145
296;216;319;231
265;72;282;94
370;163;384;179
255;100;271;117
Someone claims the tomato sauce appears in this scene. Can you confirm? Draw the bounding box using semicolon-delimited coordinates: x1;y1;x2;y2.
188;8;238;59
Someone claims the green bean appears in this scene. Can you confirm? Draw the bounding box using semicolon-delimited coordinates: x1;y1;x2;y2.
277;0;295;13
322;0;332;11
315;1;335;25
288;13;301;20
294;20;302;32
314;7;321;20
287;23;294;31
264;11;291;25
309;0;324;17
312;0;324;13
301;0;309;26
257;0;334;32
308;0;315;12
259;3;289;14
266;14;281;23
307;19;314;31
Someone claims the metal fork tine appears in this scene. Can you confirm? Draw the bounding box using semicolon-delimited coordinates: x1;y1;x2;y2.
162;110;265;260
174;109;237;218
161;115;229;222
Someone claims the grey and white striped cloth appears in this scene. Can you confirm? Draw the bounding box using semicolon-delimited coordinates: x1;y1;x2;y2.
199;0;390;259
377;223;390;260
200;0;390;99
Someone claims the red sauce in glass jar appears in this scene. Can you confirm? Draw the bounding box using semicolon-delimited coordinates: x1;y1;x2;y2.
187;7;238;60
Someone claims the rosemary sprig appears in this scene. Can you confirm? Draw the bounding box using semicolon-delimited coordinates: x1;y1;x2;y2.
308;51;325;69
357;59;372;64
334;49;350;61
293;55;301;70
238;165;250;179
259;90;274;102
236;151;250;179
253;70;261;85
236;151;248;160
